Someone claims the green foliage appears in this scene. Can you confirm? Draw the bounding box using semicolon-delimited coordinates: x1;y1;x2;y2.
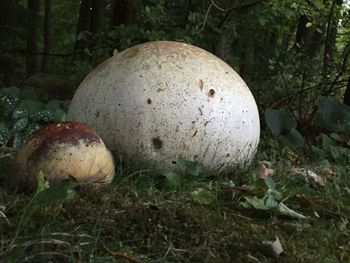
265;108;306;148
314;96;350;134
159;158;202;190
31;180;76;207
0;86;69;149
162;171;181;190
178;158;202;177
191;187;216;205
311;97;350;163
240;177;306;219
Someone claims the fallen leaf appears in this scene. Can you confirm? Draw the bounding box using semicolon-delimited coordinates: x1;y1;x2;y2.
295;194;311;208
322;167;335;178
258;163;275;178
292;168;326;186
261;237;284;258
277;202;307;219
250;223;265;233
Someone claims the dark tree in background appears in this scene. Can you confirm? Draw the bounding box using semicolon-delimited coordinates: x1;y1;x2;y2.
91;0;106;33
0;0;350;113
41;0;52;73
74;0;92;61
74;0;107;61
110;0;137;27
26;0;41;75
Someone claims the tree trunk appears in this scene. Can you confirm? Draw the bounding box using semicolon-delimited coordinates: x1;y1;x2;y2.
344;74;350;107
110;0;136;27
91;0;105;33
294;15;323;58
41;0;52;73
26;0;41;76
74;0;91;60
323;0;339;78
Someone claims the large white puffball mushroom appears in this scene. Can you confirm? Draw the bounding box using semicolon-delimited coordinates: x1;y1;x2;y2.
9;121;115;191
68;41;260;171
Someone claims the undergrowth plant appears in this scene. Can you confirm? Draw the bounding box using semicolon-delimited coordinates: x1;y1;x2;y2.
265;96;350;164
0;86;69;150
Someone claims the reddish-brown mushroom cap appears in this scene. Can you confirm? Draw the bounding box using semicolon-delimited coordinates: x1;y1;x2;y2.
9;121;115;191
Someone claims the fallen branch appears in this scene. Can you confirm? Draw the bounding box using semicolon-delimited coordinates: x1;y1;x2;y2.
103;244;143;263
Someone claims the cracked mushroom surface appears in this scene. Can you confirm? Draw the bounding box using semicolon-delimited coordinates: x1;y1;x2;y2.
68;41;260;171
9;121;115;191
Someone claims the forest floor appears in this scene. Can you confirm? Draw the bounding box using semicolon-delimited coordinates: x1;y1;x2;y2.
1;140;349;263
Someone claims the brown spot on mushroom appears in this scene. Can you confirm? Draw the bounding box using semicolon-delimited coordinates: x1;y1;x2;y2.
122;47;139;58
152;137;163;149
199;79;203;90
192;130;198;137
208;89;215;97
147;98;152;104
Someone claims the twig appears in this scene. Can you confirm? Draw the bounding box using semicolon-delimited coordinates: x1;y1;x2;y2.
103;244;143;263
210;0;227;12
198;3;214;32
323;0;337;78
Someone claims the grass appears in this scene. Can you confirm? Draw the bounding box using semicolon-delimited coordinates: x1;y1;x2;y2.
0;142;350;262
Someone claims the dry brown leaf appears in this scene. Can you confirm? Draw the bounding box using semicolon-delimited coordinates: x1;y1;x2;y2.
292;168;326;186
258;163;275;178
322;167;335;178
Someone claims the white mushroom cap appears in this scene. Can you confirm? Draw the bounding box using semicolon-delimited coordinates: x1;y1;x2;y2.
68;41;260;171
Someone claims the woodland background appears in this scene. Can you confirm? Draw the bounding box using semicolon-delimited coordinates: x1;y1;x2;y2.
0;1;350;262
1;0;350;120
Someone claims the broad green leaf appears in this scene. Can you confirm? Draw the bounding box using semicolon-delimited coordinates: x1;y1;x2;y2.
0;122;10;145
178;158;201;176
20;99;45;115
277;202;307;219
314;96;350;133
21;87;40;100
322;134;336;151
0;93;17;117
278;128;306;147
32;181;77;207
12;108;28;119
30;109;55;122
330;145;350;161
241;196;269;210
13;133;26;149
163;171;181;189
311;145;327;160
1;86;20;98
24;123;40;138
54;109;67;122
267;189;283;201
330;133;345;143
12;117;28;132
46;100;62;111
36;171;49;194
191;188;215;205
263;176;276;190
265;108;296;136
265;195;279;208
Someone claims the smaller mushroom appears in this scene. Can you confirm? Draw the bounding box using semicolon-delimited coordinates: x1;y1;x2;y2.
8;121;115;192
